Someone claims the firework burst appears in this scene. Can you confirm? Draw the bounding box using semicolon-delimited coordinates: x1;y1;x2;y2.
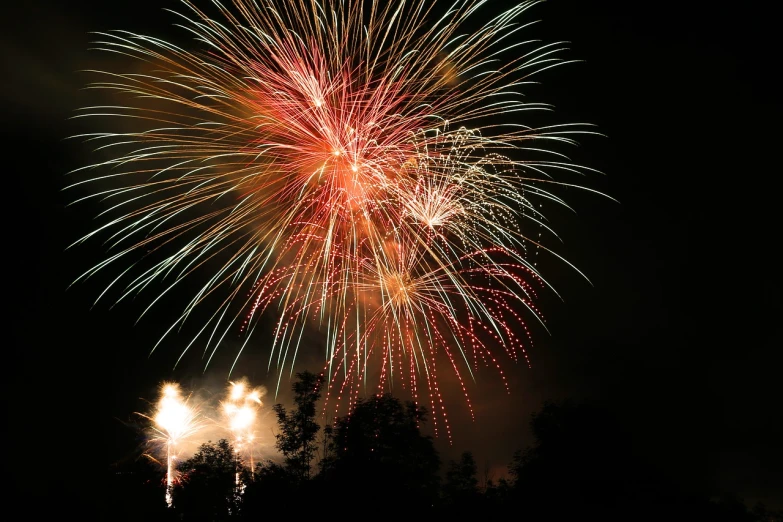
71;0;606;432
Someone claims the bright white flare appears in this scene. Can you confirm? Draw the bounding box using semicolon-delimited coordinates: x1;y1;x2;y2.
221;379;264;477
143;382;205;508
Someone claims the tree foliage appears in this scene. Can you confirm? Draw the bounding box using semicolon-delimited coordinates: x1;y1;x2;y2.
320;393;441;512
272;371;324;482
172;439;245;521
442;451;480;509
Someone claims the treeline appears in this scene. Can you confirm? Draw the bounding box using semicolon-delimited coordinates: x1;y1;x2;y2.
110;371;780;521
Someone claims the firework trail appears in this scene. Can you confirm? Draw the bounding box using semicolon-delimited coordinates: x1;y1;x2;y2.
71;0;606;431
137;383;206;507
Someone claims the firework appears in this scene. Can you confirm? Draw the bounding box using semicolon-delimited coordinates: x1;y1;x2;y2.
138;383;205;507
72;0;605;429
221;379;264;479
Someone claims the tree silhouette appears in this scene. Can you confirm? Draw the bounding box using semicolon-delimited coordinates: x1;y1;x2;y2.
750;502;783;522
103;394;782;520
441;451;480;511
239;459;295;519
503;400;778;522
272;371;324;482
319;393;440;514
171;439;245;521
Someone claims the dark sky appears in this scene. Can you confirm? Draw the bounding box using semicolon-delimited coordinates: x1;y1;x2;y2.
4;0;781;514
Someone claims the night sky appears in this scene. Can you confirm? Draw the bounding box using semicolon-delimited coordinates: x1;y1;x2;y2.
4;0;781;514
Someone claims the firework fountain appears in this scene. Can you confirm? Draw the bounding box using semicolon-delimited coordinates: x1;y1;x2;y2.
144;383;205;508
222;380;263;484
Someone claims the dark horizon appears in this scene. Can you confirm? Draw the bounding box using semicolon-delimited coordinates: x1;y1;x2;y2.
4;0;781;515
